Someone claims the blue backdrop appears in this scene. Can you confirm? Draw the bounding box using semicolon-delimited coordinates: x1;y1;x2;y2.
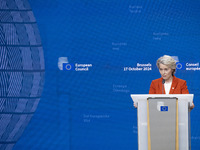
13;0;200;149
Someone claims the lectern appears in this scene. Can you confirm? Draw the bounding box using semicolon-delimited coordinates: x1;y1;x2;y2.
130;94;193;150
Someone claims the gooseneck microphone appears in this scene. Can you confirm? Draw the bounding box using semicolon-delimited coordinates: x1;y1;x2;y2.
162;79;165;94
162;79;165;84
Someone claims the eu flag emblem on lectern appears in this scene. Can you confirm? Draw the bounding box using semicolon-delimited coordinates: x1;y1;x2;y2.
161;106;168;111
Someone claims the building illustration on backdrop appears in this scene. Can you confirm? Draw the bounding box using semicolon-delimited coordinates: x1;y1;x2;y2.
0;0;45;149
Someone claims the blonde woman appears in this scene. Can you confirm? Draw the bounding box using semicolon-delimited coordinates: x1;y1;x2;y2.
149;55;194;109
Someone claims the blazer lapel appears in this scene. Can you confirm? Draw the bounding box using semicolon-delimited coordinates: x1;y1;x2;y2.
169;76;178;94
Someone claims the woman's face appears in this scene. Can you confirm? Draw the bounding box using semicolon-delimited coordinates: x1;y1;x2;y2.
159;63;173;81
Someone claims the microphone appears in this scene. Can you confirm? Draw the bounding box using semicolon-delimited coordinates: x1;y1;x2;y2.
162;79;165;94
162;79;165;84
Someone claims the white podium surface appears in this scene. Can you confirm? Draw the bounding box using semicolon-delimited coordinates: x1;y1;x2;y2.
130;94;193;150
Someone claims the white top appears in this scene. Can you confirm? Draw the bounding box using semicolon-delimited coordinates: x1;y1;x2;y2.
164;81;172;94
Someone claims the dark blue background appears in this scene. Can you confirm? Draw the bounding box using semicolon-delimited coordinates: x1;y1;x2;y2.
14;0;200;149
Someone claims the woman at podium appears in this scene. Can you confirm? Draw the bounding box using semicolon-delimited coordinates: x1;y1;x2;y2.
149;55;194;109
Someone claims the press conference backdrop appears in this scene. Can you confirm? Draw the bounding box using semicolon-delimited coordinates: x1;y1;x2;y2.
12;0;200;150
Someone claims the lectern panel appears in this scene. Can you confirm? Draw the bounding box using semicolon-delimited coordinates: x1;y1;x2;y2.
147;98;177;150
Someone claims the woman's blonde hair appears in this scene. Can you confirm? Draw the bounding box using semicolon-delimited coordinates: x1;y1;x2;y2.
156;55;176;75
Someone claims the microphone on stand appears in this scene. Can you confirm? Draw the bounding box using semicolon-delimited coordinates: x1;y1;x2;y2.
162;79;165;84
162;79;165;94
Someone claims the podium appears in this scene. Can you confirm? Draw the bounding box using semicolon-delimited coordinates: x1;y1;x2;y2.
130;94;193;150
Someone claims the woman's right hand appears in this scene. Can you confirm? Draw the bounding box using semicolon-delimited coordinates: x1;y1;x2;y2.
134;103;138;108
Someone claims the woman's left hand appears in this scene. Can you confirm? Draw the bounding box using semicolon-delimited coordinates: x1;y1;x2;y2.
190;102;195;110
